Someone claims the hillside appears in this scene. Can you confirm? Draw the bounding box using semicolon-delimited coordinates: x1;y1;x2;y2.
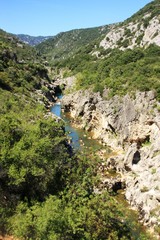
36;25;112;62
100;0;160;50
16;34;53;46
35;1;160;65
0;29;51;92
0;29;38;62
0;28;70;236
53;0;160;100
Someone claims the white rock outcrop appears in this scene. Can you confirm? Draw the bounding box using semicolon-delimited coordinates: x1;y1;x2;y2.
61;89;160;228
100;15;160;50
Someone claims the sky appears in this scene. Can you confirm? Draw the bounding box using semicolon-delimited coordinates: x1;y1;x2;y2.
0;0;153;36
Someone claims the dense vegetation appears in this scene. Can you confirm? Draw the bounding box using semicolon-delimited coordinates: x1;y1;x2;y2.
36;25;111;63
54;43;160;100
124;0;160;25
0;29;38;61
0;30;151;239
0;29;70;234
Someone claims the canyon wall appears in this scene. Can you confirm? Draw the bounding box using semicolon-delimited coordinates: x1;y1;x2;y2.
61;87;160;228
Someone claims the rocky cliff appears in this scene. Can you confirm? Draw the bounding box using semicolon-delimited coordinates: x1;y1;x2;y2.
61;86;160;230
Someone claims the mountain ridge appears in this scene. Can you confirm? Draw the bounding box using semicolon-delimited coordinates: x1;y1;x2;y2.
33;0;160;63
15;34;53;46
35;24;113;62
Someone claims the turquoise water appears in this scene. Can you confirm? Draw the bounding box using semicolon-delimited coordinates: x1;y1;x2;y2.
51;97;103;150
62;114;80;149
51;103;61;118
51;98;80;150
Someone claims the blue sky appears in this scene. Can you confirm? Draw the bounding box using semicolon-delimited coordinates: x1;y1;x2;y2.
0;0;153;36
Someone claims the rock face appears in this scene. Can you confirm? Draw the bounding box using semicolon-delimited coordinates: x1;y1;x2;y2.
100;14;160;50
61;88;160;228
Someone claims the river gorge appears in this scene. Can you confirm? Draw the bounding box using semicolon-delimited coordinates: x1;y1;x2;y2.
49;92;145;237
46;76;160;238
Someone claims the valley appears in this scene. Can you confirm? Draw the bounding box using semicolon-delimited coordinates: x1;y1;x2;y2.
0;0;160;239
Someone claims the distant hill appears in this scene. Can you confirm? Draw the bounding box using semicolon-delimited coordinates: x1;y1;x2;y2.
35;25;113;62
16;34;53;46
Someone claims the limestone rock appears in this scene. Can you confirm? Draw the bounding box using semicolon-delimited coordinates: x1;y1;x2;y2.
61;87;160;228
99;15;160;50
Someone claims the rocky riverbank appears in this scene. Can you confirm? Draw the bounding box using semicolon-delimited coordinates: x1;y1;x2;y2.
61;85;160;232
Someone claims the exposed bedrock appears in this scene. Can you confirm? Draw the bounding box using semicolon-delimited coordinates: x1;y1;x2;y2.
61;88;160;228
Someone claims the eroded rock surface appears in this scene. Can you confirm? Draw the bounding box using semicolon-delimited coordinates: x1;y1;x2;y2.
61;88;160;228
100;15;160;50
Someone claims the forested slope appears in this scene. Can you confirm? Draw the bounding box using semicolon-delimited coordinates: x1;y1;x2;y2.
50;0;160;100
36;25;112;62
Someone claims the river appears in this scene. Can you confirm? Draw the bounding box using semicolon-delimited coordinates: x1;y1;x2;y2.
51;94;106;152
51;94;147;239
